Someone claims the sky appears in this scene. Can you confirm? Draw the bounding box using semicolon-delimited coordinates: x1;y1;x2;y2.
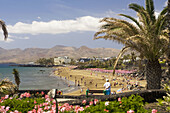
0;0;168;50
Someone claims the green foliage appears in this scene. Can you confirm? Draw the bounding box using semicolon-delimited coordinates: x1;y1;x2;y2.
36;58;54;66
12;69;20;89
0;78;16;95
94;0;169;88
157;81;170;112
0;96;46;112
0;94;153;112
81;94;148;113
159;61;166;64
77;57;116;69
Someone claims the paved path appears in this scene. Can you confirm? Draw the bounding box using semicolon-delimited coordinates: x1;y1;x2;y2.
56;98;76;102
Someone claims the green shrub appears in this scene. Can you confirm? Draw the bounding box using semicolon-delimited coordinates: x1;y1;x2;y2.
0;93;152;112
157;81;170;112
0;96;46;112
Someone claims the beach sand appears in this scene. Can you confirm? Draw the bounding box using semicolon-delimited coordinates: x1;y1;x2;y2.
54;66;146;96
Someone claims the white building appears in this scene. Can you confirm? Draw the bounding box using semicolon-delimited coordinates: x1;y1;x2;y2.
54;56;71;65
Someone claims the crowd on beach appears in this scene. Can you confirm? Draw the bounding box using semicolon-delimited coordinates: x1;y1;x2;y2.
54;67;146;95
111;73;143;93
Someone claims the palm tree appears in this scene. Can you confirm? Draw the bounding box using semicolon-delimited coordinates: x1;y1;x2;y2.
94;0;169;89
0;19;8;39
0;20;10;96
12;69;20;90
0;78;16;96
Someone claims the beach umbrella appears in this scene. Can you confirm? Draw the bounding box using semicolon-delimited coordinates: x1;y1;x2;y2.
117;88;122;93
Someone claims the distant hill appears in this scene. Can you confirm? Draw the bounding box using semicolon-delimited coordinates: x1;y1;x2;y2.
0;45;120;63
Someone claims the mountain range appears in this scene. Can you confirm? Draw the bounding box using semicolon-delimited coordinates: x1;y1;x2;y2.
0;45;120;63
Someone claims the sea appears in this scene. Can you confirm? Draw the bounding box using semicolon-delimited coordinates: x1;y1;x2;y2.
0;63;77;93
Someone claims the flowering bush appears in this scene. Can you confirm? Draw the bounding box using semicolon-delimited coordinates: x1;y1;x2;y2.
0;93;157;113
81;94;149;113
0;93;46;112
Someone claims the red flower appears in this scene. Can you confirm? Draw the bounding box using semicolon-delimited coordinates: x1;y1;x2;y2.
104;109;109;112
94;99;99;105
5;95;9;99
105;101;109;106
25;92;31;98
127;110;134;113
152;109;157;113
34;100;37;104
82;100;86;104
89;101;93;105
45;95;49;99
85;105;90;108
118;97;121;101
41;91;44;95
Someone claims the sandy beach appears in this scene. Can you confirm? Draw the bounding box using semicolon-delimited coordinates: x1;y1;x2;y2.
54;66;147;96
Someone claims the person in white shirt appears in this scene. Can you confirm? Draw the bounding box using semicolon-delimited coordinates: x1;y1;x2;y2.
104;79;111;95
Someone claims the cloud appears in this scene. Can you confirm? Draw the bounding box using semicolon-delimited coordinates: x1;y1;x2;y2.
5;38;14;43
7;16;102;35
164;0;168;6
155;11;160;19
0;33;29;43
37;17;41;20
8;35;30;40
0;35;14;43
104;10;117;17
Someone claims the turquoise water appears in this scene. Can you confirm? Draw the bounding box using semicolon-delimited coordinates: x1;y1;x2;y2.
0;64;76;93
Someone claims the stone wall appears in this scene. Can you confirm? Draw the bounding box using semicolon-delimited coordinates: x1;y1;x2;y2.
56;89;167;105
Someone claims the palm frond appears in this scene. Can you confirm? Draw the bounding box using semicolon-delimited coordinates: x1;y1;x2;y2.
100;18;139;38
119;14;143;30
115;18;139;35
0;78;16;94
159;6;168;16
145;0;155;22
94;30;108;38
0;20;8;40
94;34;126;44
129;3;145;13
154;15;166;35
129;3;153;26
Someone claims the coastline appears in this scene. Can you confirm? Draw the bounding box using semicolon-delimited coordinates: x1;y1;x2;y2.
0;64;147;96
54;66;147;96
0;65;75;91
50;72;80;94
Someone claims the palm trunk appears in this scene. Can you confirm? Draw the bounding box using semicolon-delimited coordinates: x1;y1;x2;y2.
167;0;170;80
168;55;170;80
112;46;128;76
145;60;162;89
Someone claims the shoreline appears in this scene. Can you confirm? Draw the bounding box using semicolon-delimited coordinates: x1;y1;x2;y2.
54;76;80;94
54;66;147;96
